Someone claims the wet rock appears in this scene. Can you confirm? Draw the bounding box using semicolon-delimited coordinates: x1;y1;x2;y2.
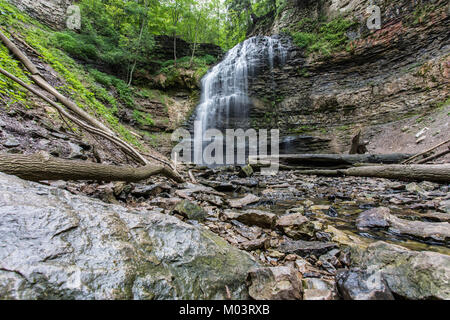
310;205;330;212
132;183;171;198
228;194;260;208
238;165;254;178
224;209;276;228
3;137;20;148
326;207;339;217
149;197;183;210
67;142;85;160
438;200;450;213
351;241;450;300
356;207;391;230
247;266;302;300
276;213;316;240
231;178;259;188
336;269;395;300
0;173;258;299
406;182;426;194
201;180;235;192
173;200;208;222
319;249;341;269
277;239;338;257
357;207;450;242
193;193;224;206
230;220;263;240
238;238;267;251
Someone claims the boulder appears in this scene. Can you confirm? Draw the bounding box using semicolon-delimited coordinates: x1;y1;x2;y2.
0;173;258;299
351;241;450;300
247;266;302;300
173;200;208;222
224;209;276;228
276;213;317;240
336;269;395;300
356;207;391;230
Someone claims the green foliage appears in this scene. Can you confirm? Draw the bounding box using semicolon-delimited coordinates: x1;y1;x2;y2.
158;55;217;82
0;0;140;146
89;69;135;108
0;41;30;107
287;17;357;56
133;110;154;126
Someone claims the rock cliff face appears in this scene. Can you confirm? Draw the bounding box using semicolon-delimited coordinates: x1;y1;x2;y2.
247;0;449;153
0;173;258;299
9;0;74;30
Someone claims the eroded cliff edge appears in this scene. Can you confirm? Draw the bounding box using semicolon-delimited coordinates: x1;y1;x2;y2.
247;0;449;154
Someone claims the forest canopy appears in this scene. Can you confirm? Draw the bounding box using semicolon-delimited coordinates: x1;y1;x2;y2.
50;0;286;82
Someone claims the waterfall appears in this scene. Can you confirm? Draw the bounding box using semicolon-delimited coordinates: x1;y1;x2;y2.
193;36;288;165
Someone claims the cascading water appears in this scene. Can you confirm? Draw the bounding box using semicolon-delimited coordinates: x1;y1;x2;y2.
193;36;288;165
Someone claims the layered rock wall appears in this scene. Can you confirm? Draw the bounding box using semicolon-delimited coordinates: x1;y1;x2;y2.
248;0;449;153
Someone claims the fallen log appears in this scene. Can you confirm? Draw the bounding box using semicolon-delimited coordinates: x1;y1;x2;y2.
0;66;149;166
0;152;184;183
251;153;413;167
295;164;450;183
402;138;450;164
417;146;450;164
0;29;113;135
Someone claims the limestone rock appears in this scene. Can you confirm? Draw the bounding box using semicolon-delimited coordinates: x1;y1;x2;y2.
336;269;395;300
224;209;276;228
277;239;338;257
356;207;450;242
0;173;257;299
247;266;302;300
228;194;260;209
276;213;317;240
173;200;208;222
351;241;450;300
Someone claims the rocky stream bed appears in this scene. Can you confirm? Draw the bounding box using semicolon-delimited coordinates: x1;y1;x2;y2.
1;164;448;300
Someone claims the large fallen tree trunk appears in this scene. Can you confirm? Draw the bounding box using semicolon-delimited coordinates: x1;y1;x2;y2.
0;67;150;166
0;29;114;136
295;164;450;183
251;153;413;168
0;153;184;183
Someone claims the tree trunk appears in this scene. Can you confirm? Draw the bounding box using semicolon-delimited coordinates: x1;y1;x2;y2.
349;130;368;154
295;164;450;183
0;153;184;183
0;29;114;136
0;67;150;166
173;33;177;66
252;153;414;167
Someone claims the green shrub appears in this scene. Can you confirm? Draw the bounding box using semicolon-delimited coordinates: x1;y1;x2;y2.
289;16;357;56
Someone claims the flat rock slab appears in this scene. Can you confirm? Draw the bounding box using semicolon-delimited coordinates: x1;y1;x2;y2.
224;209;276;228
228;194;260;208
277;239;338;257
357;207;450;242
0;173;258;300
